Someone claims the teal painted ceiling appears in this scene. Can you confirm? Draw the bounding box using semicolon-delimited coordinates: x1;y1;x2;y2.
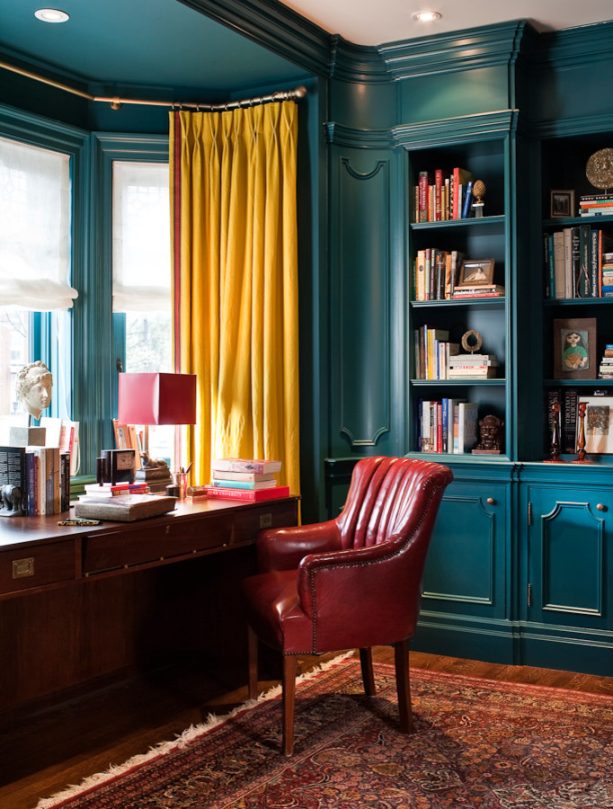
0;0;308;97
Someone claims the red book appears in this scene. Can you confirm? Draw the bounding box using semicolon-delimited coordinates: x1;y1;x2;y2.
434;168;443;221
203;485;290;502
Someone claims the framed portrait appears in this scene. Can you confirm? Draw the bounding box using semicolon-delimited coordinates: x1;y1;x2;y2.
457;258;495;287
553;317;596;379
550;189;575;218
577;395;613;454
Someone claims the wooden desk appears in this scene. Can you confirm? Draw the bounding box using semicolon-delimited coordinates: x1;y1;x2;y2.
0;497;298;711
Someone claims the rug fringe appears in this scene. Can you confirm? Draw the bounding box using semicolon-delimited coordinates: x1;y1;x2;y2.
36;651;354;809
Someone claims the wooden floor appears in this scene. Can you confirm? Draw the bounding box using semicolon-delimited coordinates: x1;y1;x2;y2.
1;649;611;809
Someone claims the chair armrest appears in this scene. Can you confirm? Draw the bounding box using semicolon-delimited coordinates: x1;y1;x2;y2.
257;520;342;572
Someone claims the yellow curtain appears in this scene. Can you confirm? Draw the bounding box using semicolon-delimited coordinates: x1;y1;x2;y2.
169;102;300;495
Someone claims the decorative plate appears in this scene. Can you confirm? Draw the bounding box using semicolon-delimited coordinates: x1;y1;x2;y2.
586;148;613;190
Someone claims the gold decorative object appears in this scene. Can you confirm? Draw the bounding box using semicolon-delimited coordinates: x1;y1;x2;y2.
586;148;613;190
471;179;486;217
461;329;483;354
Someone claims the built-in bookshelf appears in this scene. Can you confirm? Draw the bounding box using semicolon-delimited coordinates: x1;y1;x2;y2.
406;137;510;460
540;132;613;463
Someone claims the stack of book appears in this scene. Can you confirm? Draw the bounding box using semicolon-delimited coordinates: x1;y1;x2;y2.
413;249;463;301
598;345;613;379
414;167;473;222
602;253;613;297
579;194;613;218
544;227;613;299
414;326;459;379
78;481;150;501
451;284;504;299
0;445;71;516
447;354;499;379
418;399;478;454
204;459;289;502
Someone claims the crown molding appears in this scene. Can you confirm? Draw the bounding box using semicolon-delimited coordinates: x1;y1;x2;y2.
537;20;613;69
329;36;389;83
392;109;519;148
325;122;394;149
178;0;331;77
379;20;528;80
534;111;613;139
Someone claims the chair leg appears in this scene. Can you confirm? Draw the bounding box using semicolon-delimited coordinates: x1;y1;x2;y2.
247;625;259;700
282;655;298;756
393;639;413;733
359;647;376;696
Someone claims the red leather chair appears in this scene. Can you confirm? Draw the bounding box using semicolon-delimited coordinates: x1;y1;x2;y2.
242;456;453;755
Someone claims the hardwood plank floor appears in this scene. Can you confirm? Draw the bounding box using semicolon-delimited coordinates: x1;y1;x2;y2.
1;650;611;809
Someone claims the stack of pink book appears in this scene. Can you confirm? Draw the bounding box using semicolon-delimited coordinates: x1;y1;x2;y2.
204;458;289;501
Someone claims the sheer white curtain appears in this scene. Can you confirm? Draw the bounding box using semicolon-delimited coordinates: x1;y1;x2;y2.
112;161;170;313
0;136;76;310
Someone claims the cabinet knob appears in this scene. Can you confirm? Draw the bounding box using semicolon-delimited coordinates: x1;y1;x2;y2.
486;497;496;505
596;503;607;512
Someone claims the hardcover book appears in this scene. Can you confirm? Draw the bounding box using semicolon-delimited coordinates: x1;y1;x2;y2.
74;494;176;522
203;485;290;502
211;458;282;475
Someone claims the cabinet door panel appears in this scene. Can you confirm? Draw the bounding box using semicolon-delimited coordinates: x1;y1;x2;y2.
422;481;507;618
528;486;611;630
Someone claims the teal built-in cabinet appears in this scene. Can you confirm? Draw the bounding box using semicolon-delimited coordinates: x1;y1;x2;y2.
322;20;613;675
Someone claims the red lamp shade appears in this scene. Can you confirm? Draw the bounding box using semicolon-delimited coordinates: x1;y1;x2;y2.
117;373;197;426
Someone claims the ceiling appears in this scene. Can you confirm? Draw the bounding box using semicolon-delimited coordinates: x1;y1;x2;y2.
0;0;611;97
285;0;613;46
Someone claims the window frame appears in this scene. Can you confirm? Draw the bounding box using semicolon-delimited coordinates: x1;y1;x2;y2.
89;134;170;474
0;105;87;423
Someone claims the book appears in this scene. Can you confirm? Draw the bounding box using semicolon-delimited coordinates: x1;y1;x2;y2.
211;458;282;474
0;446;26;514
455;402;479;453
452;167;472;219
83;481;150;497
461;179;474;219
74;494;177;522
212;478;277;490
203;485;290;502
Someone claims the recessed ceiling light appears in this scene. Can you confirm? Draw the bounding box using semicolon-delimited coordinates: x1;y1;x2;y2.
412;10;442;23
34;8;70;23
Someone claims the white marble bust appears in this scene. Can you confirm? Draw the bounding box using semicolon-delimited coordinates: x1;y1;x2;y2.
16;360;53;420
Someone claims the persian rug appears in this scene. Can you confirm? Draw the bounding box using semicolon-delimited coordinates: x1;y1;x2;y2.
37;655;613;809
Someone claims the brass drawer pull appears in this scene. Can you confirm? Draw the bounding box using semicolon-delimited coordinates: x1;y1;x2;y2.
486;497;496;506
12;558;35;579
596;503;607;512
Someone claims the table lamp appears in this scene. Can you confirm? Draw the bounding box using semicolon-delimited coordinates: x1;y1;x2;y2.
117;372;197;483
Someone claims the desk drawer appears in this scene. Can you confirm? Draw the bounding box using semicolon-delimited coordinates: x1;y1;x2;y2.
232;503;298;541
0;541;76;595
83;516;232;574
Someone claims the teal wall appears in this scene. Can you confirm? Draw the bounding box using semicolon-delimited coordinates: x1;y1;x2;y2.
2;6;613;524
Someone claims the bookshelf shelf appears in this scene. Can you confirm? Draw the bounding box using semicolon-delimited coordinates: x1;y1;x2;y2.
544;378;613;387
410;215;506;232
543;214;613;228
411;298;505;308
543;298;613;307
411;379;505;387
405;450;511;463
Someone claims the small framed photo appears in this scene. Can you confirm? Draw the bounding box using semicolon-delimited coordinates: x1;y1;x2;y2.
577;395;613;454
457;258;495;287
550;189;575;218
553;317;596;379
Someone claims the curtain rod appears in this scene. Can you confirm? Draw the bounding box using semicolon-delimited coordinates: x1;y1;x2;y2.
0;60;307;111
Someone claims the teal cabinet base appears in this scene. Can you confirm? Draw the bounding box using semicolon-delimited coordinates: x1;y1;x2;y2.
413;612;516;664
518;623;613;677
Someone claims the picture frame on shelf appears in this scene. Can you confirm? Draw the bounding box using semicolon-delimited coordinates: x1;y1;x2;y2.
553;317;597;379
457;258;495;287
576;395;613;454
550;189;575;218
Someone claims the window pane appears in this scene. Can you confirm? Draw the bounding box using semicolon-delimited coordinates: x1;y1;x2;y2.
113;160;173;467
0;311;30;415
0;136;75;309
